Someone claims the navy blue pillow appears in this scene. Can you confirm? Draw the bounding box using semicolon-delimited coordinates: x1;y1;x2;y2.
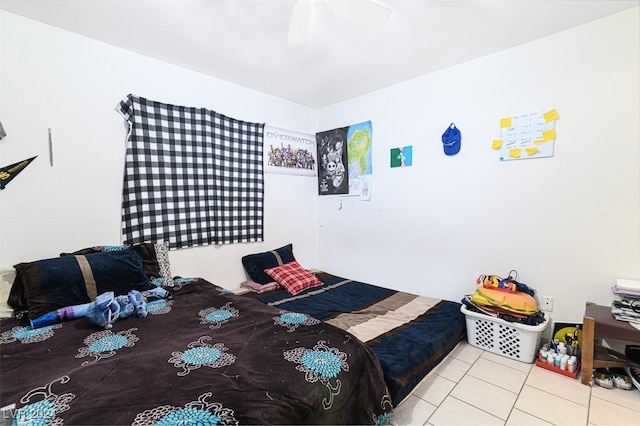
241;244;295;284
13;250;152;320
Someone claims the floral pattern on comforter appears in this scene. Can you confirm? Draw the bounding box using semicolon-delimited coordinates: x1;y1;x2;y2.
0;278;391;425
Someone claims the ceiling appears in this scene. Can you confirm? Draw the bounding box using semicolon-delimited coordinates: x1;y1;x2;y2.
1;0;638;108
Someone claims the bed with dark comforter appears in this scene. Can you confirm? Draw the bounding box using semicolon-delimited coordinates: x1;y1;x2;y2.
0;278;392;425
245;271;467;406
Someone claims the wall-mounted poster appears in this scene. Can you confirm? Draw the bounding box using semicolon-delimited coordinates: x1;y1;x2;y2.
316;126;349;195
264;125;317;176
346;121;373;200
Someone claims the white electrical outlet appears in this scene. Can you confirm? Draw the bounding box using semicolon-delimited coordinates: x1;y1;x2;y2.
541;296;554;312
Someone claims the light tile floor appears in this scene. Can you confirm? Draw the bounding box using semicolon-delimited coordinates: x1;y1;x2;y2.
391;341;640;425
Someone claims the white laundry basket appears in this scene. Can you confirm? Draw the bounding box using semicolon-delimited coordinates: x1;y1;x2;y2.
461;305;549;363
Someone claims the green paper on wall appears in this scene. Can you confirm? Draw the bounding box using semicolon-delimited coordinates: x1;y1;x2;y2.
390;146;412;167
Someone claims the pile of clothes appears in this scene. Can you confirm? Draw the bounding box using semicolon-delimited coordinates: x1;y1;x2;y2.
462;271;545;326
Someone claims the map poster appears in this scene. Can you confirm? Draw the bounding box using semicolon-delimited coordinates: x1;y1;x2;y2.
264;125;317;176
346;121;373;200
316;126;349;195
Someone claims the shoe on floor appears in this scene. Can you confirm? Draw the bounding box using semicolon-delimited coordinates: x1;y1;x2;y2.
627;366;640;391
593;368;614;389
609;367;634;390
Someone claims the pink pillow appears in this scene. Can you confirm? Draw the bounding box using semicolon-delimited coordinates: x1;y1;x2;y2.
264;261;322;295
240;280;279;294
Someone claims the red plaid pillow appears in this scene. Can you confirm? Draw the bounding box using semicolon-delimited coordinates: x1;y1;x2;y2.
264;261;322;295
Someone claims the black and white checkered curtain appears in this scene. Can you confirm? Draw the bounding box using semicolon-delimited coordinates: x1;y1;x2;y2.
117;94;264;249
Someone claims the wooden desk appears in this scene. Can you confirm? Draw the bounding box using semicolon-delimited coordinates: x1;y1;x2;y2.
581;302;640;385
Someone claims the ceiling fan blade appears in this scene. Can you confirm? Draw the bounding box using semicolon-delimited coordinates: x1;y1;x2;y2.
324;0;391;25
287;0;313;45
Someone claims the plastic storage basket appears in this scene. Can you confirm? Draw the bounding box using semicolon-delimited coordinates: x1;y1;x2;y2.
461;305;549;363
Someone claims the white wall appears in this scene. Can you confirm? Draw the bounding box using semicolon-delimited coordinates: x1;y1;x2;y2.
0;10;319;287
316;7;640;323
1;8;638;324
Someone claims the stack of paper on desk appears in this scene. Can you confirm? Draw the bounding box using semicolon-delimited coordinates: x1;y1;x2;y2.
613;278;640;297
611;278;640;330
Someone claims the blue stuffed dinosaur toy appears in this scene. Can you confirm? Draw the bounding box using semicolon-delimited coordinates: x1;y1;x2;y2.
85;290;148;329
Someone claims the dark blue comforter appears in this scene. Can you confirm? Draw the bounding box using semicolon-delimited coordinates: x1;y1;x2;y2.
251;272;467;406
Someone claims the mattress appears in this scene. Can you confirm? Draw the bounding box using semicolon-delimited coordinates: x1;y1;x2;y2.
246;271;467;405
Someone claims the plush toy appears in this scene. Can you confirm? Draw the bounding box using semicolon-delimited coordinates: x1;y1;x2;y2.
476;272;535;297
85;290;147;329
477;274;517;293
117;290;148;319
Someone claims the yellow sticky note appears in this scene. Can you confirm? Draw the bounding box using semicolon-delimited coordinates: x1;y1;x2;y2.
543;109;559;122
509;149;521;158
526;147;538;156
533;139;545;145
491;139;503;150
542;129;556;141
500;117;512;128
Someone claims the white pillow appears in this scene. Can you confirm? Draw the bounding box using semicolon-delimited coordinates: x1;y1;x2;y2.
0;267;16;319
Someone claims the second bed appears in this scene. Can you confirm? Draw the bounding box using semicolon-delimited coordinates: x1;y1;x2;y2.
243;271;467;406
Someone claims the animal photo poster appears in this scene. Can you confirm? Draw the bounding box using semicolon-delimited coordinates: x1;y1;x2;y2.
316;126;349;195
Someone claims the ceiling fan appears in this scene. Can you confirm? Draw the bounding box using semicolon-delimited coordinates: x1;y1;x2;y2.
287;0;391;45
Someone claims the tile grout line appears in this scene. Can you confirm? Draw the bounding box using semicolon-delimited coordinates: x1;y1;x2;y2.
501;359;535;425
393;343;640;426
586;384;592;426
422;354;474;425
425;348;496;425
